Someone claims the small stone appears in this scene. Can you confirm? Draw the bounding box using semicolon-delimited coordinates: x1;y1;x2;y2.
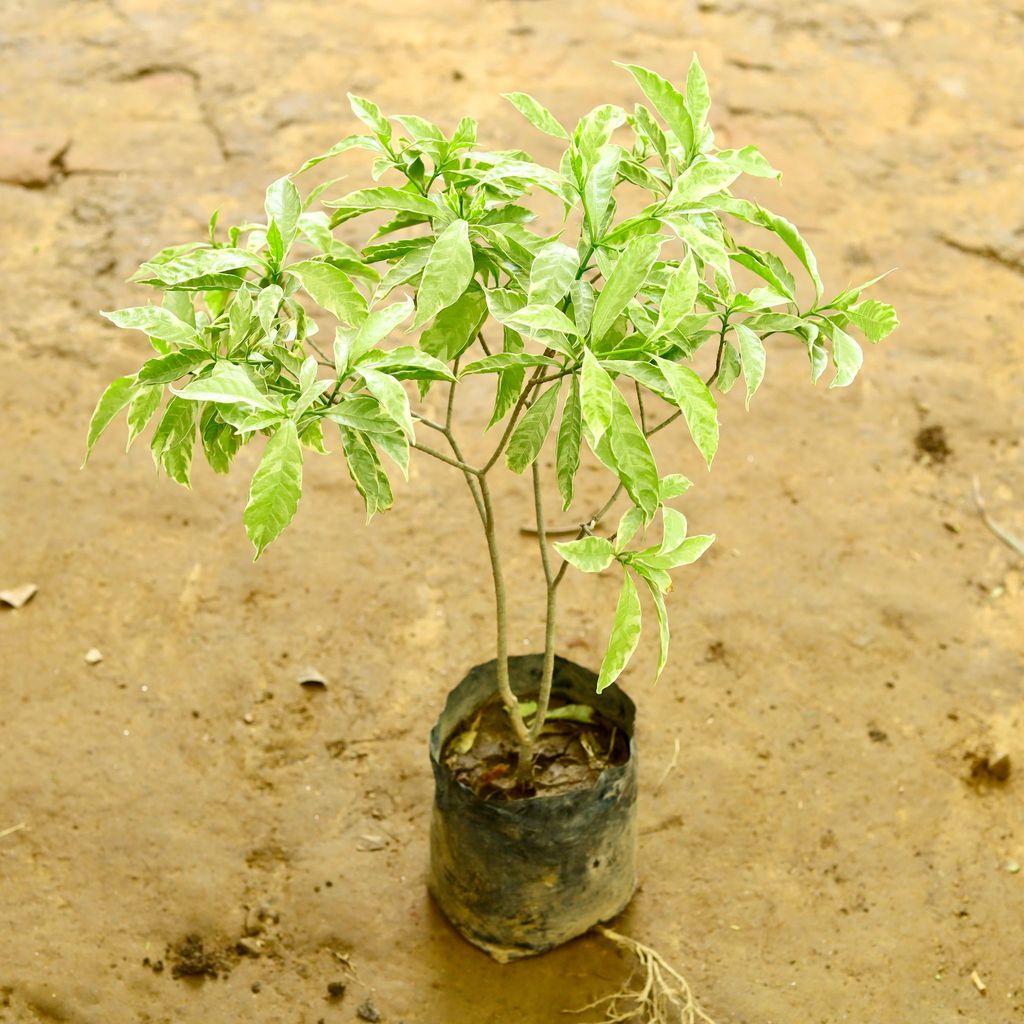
242;712;255;725
1004;860;1020;874
250;981;261;994
84;648;103;665
868;727;888;743
989;753;1011;782
357;1000;382;1022
326;980;346;999
235;937;261;957
357;834;387;852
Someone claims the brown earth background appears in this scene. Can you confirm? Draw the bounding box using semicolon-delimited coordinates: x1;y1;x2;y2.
2;1;1023;1021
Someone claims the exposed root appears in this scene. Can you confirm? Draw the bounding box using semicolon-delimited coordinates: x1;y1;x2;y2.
568;927;717;1024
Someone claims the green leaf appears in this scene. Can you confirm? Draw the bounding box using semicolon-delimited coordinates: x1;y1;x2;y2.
324;186;438;218
339;427;393;521
845;299;899;342
502;303;581;343
348;93;392;142
580;348;617;445
591;234;663;342
288;261;368;325
371;430;410;479
137;348;210;384
200;406;240;473
257;284;284;336
502;92;569;139
654;357;719;467
419;284;488;364
244;420;303;558
554;536;616;573
685;55;711;143
659;506;688;553
324;396;403;434
101;306;200;348
174;362;282;413
556;376;582;510
828;323;863;388
296;134;379;174
644;533;715;570
162;290;195;329
715;341;741;393
597;572;642;693
643;576;670;681
505;384;560;473
583;144;622;240
716;145;780;179
660;215;732;278
616;63;694;156
84;375;136;463
607;388;660;519
571;279;596;336
412;219;474;328
714;196;823;299
125;385;163;449
734;323;766;410
650;253;699;340
668;159;741;205
615;505;645;551
359;346;456;382
461;352;560;376
350;298;414;361
358;367;414;440
528;242;580;306
660;474;692;500
265;176;301;247
135;248;264;286
150;397;196;487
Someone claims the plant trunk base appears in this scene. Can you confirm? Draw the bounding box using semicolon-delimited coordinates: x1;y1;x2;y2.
428;654;638;963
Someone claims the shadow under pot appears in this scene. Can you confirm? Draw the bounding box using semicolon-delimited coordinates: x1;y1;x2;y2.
428;653;638;963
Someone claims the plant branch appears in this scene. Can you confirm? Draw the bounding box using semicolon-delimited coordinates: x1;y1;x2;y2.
410;441;480;475
529;461;559;745
477;474;530;748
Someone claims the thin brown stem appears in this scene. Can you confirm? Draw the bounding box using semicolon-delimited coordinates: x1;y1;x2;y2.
529;461;558;746
477;474;530;749
410;441;479;475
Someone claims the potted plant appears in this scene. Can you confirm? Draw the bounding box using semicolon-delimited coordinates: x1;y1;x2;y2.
86;58;897;970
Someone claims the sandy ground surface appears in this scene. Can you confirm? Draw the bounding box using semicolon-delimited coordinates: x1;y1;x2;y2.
2;0;1023;1021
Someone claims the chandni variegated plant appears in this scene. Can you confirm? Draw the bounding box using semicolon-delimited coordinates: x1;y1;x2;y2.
87;58;898;771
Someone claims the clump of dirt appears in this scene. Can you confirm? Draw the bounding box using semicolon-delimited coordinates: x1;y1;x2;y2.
963;747;1012;787
914;424;952;463
166;933;236;980
443;695;630;800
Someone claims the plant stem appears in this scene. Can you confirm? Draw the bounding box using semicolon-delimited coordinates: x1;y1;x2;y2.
477;472;531;752
528;461;558;750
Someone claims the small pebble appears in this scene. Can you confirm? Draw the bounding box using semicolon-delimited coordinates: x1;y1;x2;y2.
84;648;103;665
242;712;255;725
357;1000;382;1022
251;981;261;994
358;834;387;852
1005;860;1020;874
326;980;347;999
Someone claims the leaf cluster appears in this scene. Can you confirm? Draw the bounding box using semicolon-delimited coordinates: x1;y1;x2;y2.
88;58;897;688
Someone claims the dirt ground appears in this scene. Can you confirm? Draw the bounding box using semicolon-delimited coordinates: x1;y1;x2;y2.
2;0;1023;1021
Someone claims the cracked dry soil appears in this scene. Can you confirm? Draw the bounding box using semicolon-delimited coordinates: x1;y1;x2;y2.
2;1;1023;1022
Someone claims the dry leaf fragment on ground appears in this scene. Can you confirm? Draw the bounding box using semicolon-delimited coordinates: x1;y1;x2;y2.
0;583;38;609
297;666;328;688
